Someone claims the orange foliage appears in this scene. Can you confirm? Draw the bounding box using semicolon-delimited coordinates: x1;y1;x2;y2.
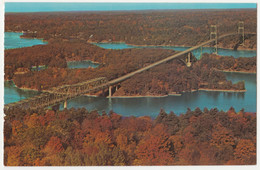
210;123;235;148
24;113;41;128
44;136;64;155
5;146;22;166
11;120;23;136
4;108;256;166
234;139;256;164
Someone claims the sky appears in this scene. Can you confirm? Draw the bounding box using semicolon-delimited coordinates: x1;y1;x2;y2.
5;2;257;12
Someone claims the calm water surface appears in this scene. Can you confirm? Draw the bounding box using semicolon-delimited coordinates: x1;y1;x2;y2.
93;42;257;58
4;33;256;117
67;60;100;69
4;81;40;104
5;32;47;49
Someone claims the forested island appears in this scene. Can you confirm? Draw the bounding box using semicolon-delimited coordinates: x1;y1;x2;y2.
4;107;256;166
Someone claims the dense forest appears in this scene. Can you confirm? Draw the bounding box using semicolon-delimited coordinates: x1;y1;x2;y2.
4;107;256;166
5;9;257;49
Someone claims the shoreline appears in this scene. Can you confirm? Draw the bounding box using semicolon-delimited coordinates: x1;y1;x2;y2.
198;88;246;92
108;95;169;98
66;59;101;65
108;88;246;98
221;70;256;74
89;40;257;51
4;80;40;92
19;86;39;91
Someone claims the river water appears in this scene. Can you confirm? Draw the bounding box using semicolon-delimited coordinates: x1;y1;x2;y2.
67;60;100;69
93;42;256;59
5;32;47;49
4;32;257;117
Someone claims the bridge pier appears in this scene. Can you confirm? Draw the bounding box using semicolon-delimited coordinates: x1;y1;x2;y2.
64;100;67;109
109;86;112;97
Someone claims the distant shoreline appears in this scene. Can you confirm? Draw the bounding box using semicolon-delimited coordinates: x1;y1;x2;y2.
89;40;257;51
221;70;256;74
5;31;257;51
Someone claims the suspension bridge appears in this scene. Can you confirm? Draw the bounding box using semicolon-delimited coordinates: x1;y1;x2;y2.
4;22;256;113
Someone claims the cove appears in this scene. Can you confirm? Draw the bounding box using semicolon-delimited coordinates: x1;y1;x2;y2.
4;81;41;105
93;42;256;58
5;32;47;49
67;60;100;69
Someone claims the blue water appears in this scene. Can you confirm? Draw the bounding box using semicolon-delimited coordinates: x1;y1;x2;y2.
5;32;47;49
67;60;100;69
5;3;257;13
94;42;257;58
4;81;40;104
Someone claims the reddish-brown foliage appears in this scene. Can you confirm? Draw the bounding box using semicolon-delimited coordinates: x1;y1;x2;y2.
4;108;256;166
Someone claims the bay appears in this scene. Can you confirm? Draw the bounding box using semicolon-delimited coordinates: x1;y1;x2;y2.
4;81;40;105
5;32;47;49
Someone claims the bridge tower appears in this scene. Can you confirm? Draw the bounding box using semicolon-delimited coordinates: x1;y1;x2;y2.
109;86;112;97
238;21;245;46
210;25;218;54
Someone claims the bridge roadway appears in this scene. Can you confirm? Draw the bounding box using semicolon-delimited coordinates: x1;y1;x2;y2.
4;32;256;112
